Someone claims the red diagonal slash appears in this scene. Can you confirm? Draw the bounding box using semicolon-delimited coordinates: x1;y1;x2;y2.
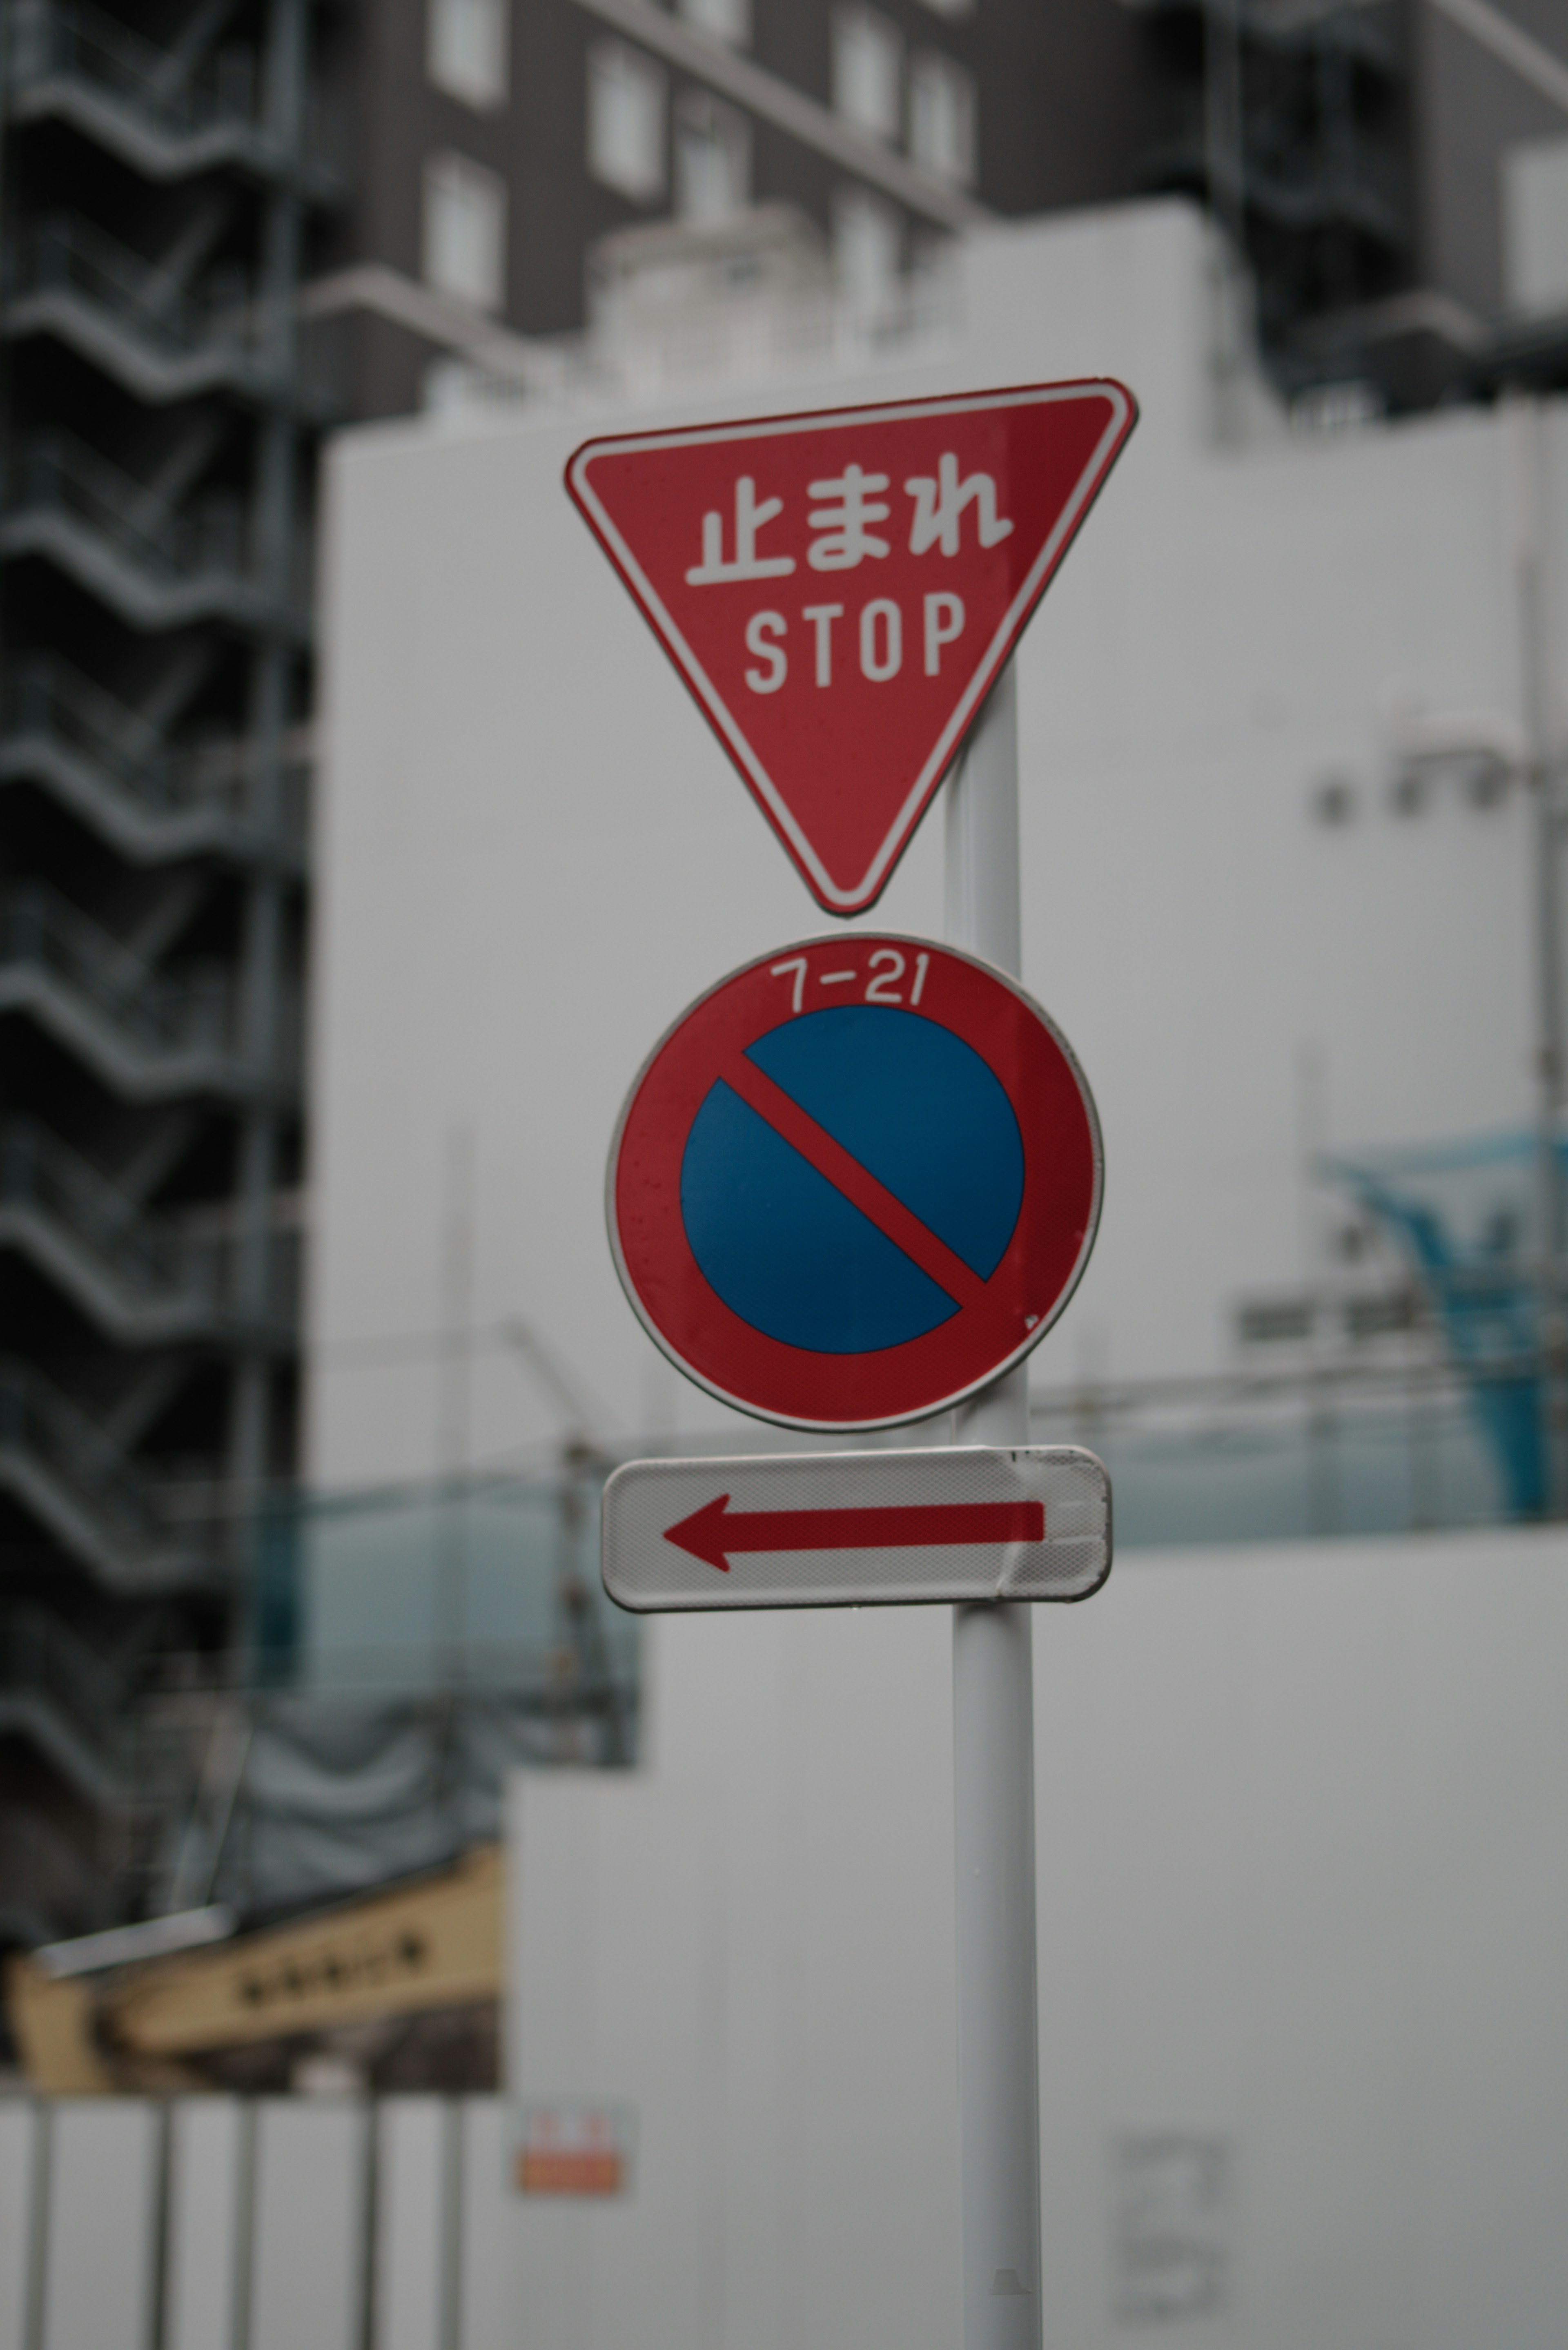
665;1495;1044;1572
719;1052;991;1309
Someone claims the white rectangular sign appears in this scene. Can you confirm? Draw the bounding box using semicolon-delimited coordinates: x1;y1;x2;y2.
600;1446;1111;1612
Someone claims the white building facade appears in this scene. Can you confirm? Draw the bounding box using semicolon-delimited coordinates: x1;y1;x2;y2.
312;197;1564;1514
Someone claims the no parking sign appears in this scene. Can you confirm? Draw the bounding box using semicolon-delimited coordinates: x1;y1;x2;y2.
607;934;1102;1431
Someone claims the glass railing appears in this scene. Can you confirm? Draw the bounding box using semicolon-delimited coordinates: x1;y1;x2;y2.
1034;1383;1506;1550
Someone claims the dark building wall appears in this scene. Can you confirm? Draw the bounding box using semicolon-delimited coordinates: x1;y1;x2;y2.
274;5;1568;445
322;0;1179;412
956;0;1169;218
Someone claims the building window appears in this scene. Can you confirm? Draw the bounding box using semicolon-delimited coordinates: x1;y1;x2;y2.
909;51;975;185
426;0;509;111
833;185;901;304
673;91;751;220
831;6;902;145
587;40;667;202
422;151;508;312
678;0;751;47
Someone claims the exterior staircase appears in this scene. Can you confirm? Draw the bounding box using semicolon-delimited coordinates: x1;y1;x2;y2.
0;0;326;1950
0;1360;215;1595
5;0;337;196
0;1118;298;1346
0;654;307;870
1;428;310;636
0;883;300;1100
0;1603;131;1811
4;211;334;416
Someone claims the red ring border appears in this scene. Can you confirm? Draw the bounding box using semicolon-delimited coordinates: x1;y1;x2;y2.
606;934;1104;1432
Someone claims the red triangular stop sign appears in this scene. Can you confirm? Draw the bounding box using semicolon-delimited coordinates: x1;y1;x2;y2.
566;381;1136;915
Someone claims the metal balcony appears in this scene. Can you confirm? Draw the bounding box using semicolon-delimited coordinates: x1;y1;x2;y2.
0;1115;299;1345
0;881;300;1103
1143;122;1407;252
0;655;306;870
0;0;317;1891
0;1359;218;1596
0;429;311;639
3;213;335;416
0;1799;116;1944
1139;0;1402;79
4;0;339;198
0;1599;133;1815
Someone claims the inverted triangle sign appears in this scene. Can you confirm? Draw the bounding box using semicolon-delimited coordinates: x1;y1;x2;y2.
566;381;1136;914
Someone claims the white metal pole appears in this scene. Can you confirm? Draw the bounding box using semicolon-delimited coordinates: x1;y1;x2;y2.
1510;394;1568;1518
944;661;1043;2350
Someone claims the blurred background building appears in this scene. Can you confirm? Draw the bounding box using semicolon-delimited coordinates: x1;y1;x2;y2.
0;0;1566;2089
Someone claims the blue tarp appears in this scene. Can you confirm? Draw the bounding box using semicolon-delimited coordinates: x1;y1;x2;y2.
1332;1127;1563;1518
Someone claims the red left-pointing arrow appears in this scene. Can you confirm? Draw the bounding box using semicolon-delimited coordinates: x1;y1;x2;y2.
663;1495;1045;1574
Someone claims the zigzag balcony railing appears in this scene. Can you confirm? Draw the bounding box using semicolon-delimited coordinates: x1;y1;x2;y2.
0;1353;231;1598
0;1591;145;1815
4;0;341;196
0;1799;116;1939
7;0;259;143
1148;101;1408;249
3;430;313;621
0;1592;129;1755
4;212;337;413
0;880;302;1086
1;653;308;855
1143;0;1401;76
0;1355;172;1566
12;213;257;359
11;426;234;579
0;1116;301;1332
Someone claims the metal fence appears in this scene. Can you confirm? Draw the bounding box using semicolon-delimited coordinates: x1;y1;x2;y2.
0;2094;537;2350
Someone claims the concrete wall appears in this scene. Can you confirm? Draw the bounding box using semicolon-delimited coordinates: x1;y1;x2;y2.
507;1525;1568;2350
4;1529;1565;2346
507;1604;961;2350
312;196;1565;1501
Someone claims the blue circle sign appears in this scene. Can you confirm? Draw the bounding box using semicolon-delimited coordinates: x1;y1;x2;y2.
609;935;1102;1431
682;1004;1025;1353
